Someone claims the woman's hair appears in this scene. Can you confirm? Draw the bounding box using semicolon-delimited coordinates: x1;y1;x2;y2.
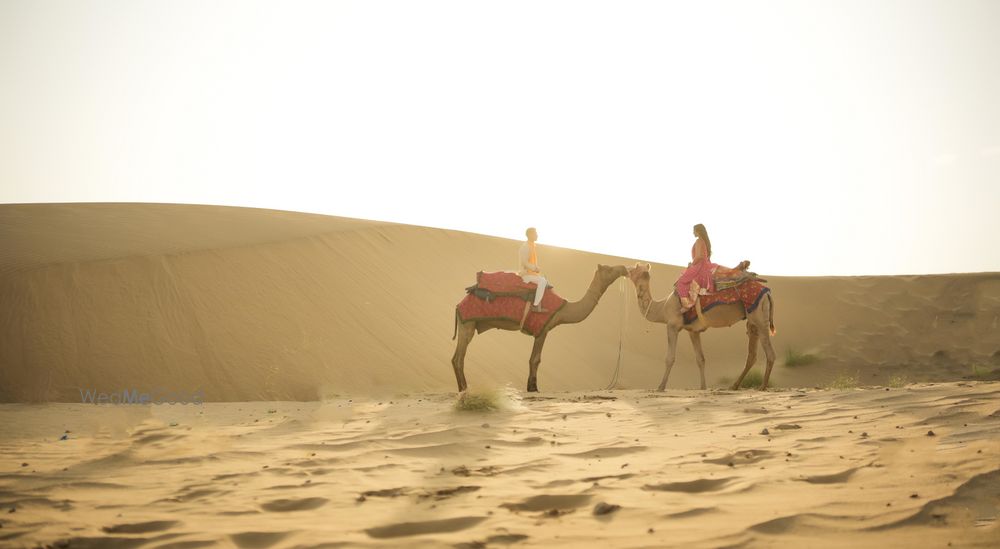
693;224;712;258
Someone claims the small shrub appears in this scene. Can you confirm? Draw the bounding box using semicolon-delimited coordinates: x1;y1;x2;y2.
827;371;859;390
785;348;819;367
454;390;500;412
970;364;1000;381
887;375;908;388
739;370;764;389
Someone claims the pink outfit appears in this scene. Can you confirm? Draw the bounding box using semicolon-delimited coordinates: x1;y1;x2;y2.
675;239;718;300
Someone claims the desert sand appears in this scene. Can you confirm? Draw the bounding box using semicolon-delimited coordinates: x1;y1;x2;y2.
1;384;998;547
0;203;998;547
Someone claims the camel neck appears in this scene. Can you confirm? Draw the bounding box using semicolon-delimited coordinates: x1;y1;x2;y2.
559;274;611;325
635;280;654;319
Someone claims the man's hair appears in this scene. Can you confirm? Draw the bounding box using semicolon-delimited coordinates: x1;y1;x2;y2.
526;227;536;238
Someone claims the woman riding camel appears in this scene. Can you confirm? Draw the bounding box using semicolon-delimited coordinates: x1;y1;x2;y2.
675;224;751;312
675;224;718;312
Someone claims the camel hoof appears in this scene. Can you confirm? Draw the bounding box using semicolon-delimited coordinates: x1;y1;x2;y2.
656;385;666;392
730;384;740;391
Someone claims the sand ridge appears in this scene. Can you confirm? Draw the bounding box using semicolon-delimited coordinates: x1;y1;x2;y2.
0;382;997;547
1;202;998;546
1;203;998;402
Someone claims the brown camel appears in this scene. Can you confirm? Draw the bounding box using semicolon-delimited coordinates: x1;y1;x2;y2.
626;263;776;390
451;264;629;392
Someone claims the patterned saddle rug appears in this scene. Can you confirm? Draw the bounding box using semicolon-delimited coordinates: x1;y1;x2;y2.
712;268;767;291
458;272;566;336
683;280;771;325
465;271;553;300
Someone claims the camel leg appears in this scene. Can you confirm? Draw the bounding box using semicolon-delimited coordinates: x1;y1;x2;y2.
527;333;547;392
689;331;707;390
451;321;476;392
756;305;777;390
731;324;759;390
658;326;680;391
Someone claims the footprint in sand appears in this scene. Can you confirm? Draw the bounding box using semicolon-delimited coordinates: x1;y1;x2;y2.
456;533;530;548
260;497;328;512
749;513;854;535
418;486;481;500
365;516;488;539
556;446;647;459
664;507;719;519
704;449;774;466
228;531;290;548
101;520;179;534
643;478;736;493
797;468;859;484
500;494;593;512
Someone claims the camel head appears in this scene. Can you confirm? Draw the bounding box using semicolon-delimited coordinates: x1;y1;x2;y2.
597;264;630;285
627;262;651;285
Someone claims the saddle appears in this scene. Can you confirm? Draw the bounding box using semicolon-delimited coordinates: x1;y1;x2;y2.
457;271;566;336
713;260;766;291
465;271;554;303
714;271;767;291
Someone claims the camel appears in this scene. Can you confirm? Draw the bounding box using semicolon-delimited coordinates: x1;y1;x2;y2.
451;264;629;392
626;263;776;390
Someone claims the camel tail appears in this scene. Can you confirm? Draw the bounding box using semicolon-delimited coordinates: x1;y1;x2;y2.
452;307;460;340
768;293;776;336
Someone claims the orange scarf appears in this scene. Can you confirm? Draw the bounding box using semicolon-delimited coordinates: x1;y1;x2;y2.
527;242;539;274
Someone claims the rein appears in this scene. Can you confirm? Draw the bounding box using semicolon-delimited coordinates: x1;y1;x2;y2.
605;277;629;390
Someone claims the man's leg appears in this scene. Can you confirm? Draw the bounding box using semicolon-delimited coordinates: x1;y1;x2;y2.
523;275;547;310
533;277;547;306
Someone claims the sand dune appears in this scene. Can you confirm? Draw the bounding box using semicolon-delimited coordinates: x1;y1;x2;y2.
1;203;999;547
0;383;997;547
1;203;998;402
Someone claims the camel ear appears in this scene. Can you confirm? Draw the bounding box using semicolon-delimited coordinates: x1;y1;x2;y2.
645;263;651;271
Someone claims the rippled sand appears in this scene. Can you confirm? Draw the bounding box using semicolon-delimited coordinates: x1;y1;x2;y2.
1;382;997;548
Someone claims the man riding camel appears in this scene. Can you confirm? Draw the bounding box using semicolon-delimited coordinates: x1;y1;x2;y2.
518;227;548;313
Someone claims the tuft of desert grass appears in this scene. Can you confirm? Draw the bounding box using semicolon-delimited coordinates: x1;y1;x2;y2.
827;371;859;390
784;348;820;367
454;389;501;412
970;363;999;381
887;374;908;388
738;370;764;389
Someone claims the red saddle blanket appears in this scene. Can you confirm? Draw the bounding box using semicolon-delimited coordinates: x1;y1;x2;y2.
457;273;566;336
683;280;770;325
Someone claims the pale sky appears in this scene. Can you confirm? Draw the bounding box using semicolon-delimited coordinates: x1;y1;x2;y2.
2;1;998;275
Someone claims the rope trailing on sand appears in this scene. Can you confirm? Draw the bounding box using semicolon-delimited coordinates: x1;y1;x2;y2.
606;277;628;390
